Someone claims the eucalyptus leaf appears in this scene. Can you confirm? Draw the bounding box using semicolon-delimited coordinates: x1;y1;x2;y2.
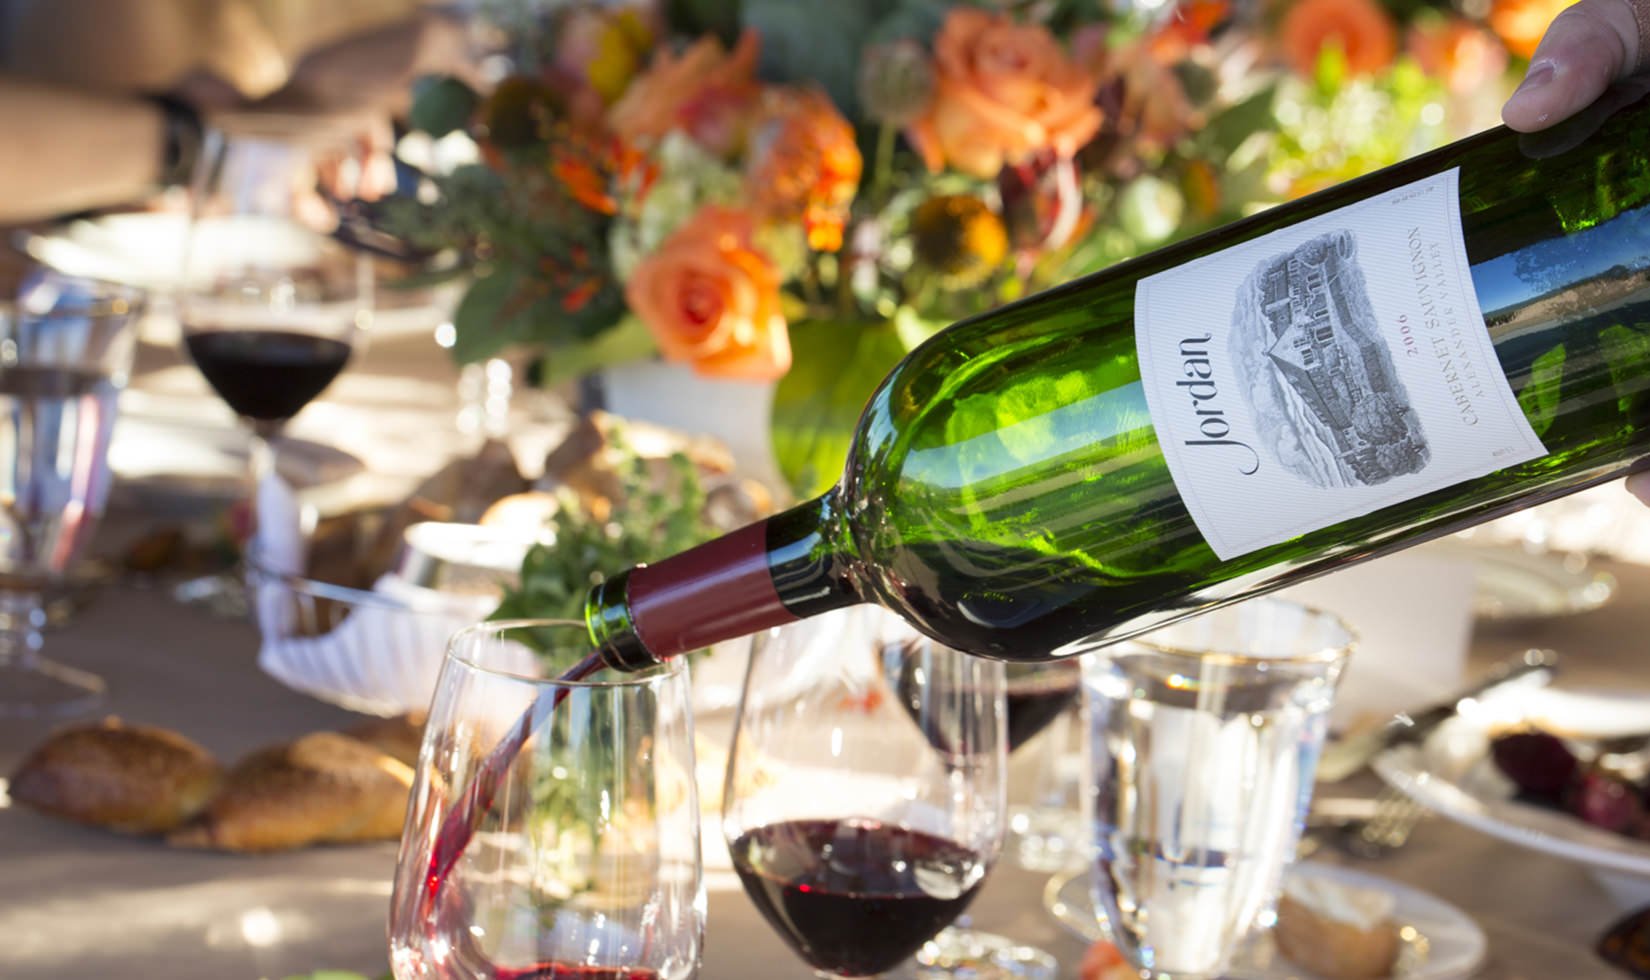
866;0;951;45
536;316;661;387
742;0;876;116
449;271;519;365
408;75;480;138
772;319;909;498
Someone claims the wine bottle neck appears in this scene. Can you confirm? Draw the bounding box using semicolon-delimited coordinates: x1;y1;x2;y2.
585;494;860;669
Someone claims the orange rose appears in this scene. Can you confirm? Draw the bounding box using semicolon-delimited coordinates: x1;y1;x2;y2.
1489;0;1573;59
1279;0;1398;78
907;8;1104;178
1407;16;1509;93
626;206;792;381
607;29;761;157
745;88;864;252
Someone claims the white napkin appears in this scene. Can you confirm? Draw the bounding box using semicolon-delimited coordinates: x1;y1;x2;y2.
255;571;505;716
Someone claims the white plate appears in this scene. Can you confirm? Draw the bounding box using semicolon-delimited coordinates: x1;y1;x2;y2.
1373;686;1650;879
1044;862;1486;980
1425;541;1617;622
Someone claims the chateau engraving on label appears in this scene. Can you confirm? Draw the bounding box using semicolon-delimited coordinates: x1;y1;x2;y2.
1135;169;1547;560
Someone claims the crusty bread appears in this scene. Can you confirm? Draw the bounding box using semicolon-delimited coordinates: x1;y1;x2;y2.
168;732;412;853
8;717;221;834
340;710;427;767
1273;877;1401;980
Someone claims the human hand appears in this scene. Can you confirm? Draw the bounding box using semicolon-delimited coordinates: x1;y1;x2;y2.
1499;1;1650;506
1501;0;1647;132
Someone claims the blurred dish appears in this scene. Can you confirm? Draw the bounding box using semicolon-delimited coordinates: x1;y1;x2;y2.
1425;541;1616;622
1044;862;1486;979
1373;685;1650;879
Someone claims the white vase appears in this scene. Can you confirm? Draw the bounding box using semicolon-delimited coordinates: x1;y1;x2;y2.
594;360;786;493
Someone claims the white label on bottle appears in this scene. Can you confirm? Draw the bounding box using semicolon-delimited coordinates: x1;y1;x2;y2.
1134;169;1546;561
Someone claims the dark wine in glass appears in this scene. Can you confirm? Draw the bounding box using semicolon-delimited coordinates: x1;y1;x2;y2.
183;329;352;425
728;817;986;977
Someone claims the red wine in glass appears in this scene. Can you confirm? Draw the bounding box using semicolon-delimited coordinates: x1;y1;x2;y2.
184;328;352;424
728;817;986;977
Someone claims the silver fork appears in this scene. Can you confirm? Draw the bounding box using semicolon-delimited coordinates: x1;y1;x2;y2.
1335;787;1430;859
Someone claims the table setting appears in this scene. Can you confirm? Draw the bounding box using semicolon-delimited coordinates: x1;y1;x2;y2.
8;0;1650;978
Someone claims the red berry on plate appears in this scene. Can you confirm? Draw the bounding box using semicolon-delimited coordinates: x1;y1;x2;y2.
1490;731;1579;800
1566;769;1645;835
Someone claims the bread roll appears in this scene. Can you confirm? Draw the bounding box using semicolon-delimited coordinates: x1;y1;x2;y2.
341;710;427;767
168;732;412;852
8;718;221;834
1272;875;1401;979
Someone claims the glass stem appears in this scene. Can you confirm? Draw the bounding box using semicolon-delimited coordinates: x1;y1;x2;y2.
0;590;47;670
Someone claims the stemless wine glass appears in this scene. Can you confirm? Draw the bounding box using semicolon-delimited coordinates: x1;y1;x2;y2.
0;280;144;716
176;120;373;527
723;607;1008;979
390;619;704;979
1079;598;1354;980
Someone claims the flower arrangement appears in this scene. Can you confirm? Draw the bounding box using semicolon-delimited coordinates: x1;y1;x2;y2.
392;0;1554;498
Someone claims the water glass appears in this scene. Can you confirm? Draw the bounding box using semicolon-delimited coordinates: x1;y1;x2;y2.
389;619;704;979
0;279;143;717
1079;598;1354;979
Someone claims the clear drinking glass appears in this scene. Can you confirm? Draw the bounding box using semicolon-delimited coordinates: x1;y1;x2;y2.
1079;598;1354;980
0;280;143;717
389;619;704;979
723;607;1008;979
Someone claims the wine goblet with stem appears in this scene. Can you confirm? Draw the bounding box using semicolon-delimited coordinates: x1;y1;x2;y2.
0;279;144;717
723;607;1008;979
1079;597;1353;979
389;618;705;979
176;121;373;577
891;645;1075;978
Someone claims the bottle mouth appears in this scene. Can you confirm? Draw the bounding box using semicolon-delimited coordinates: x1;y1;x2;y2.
585;570;666;672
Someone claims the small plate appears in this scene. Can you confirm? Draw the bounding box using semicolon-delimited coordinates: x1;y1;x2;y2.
1373;686;1650;879
1044;862;1486;980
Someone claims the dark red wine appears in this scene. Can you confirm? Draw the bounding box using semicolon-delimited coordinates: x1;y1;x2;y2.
184;328;351;421
492;965;658;979
728;818;985;977
421;652;605;922
1003;661;1082;752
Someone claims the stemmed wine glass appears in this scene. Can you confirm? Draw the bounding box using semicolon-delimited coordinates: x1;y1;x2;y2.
897;653;1076;977
176;120;372;567
723;607;1008;979
0;276;144;716
389;619;705;979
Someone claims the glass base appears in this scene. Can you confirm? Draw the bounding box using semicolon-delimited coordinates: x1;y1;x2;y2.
911;927;1058;979
0;656;106;718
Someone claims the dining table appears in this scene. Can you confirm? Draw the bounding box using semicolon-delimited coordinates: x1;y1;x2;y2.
1;325;1647;980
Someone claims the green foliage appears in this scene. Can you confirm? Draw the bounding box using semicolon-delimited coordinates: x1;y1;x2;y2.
408;75;481;138
491;441;720;670
772;317;913;497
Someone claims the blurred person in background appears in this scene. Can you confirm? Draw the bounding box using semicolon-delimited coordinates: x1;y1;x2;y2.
0;0;474;223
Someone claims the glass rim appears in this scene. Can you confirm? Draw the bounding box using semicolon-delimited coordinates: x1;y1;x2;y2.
1102;597;1357;668
445;617;686;687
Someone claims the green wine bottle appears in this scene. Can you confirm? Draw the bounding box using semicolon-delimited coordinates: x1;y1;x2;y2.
587;87;1650;669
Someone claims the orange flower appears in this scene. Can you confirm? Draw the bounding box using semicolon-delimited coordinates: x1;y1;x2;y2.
625;206;792;381
1279;0;1398;78
1078;940;1135;980
745;88;864;252
907;8;1104;178
1407;16;1509;93
607;29;762;157
1488;0;1572;59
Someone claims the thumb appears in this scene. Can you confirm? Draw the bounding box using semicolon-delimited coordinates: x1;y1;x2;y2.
1502;0;1641;132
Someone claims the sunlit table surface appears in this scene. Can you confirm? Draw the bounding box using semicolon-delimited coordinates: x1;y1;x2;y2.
1;554;1645;979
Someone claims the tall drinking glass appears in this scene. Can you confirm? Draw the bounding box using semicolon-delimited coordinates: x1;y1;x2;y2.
1080;598;1354;979
389;620;704;979
0;283;143;717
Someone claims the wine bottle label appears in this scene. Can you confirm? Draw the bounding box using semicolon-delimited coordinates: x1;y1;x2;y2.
1135;169;1547;560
